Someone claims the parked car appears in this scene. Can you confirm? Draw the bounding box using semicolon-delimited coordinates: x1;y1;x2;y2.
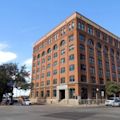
105;97;120;106
111;99;120;107
23;99;31;106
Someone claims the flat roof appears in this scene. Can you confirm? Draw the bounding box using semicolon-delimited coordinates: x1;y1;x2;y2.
34;12;120;47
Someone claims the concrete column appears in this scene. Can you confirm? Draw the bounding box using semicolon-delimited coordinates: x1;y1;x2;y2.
65;88;69;104
57;90;59;102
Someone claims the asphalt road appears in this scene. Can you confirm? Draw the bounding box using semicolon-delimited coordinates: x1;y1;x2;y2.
0;105;120;120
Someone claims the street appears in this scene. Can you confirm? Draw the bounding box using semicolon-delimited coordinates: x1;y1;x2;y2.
0;105;120;120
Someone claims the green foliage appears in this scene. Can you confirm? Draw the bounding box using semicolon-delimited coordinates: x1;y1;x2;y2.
106;81;120;96
0;63;31;102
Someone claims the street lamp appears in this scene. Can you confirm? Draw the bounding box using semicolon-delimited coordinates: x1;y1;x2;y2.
96;88;99;105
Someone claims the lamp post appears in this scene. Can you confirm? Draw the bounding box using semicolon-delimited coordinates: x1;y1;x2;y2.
96;88;99;105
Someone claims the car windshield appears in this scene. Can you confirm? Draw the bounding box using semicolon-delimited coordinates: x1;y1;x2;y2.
114;99;120;102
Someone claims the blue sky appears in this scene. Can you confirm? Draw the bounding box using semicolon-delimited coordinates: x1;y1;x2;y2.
0;0;120;68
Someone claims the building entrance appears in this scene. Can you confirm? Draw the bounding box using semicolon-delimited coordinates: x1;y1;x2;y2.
60;90;65;100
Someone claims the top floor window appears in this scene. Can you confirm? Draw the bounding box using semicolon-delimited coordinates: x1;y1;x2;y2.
95;29;101;38
61;27;66;36
87;25;93;35
68;22;74;31
78;22;85;31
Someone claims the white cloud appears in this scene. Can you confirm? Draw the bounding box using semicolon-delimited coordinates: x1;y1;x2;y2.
23;58;32;67
0;43;17;64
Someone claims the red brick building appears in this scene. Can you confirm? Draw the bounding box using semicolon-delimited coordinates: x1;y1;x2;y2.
31;12;120;104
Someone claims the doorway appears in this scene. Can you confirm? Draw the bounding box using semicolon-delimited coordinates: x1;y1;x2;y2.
60;90;65;100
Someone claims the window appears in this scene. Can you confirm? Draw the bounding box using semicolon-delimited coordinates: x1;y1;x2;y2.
47;72;50;77
79;34;85;41
81;64;86;71
88;25;93;35
90;67;95;75
69;65;75;71
98;60;102;67
68;22;74;31
69;54;74;61
69;44;74;51
48;38;52;44
60;40;65;47
89;48;94;55
41;91;44;97
80;44;85;51
36;82;39;88
47;56;51;61
53;70;57;75
95;29;101;38
61;77;65;83
98;69;103;77
61;67;65;73
47;48;51;54
110;48;114;56
37;54;40;59
53;61;57;66
69;75;75;82
61;27;66;36
53;44;58;50
78;22;85;30
53;90;57;97
42;51;45;56
53;79;57;84
88;39;94;46
61;49;65;55
54;34;58;41
47;64;51;69
69;88;75;99
37;61;40;65
69;35;74;42
109;36;113;45
61;58;65;64
97;42;101;49
46;90;50;97
89;57;94;64
40;81;44;87
54;52;58;58
81;75;86;82
106;71;110;78
80;54;85;61
46;80;50;85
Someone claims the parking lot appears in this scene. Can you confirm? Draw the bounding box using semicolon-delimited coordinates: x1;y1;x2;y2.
0;105;120;120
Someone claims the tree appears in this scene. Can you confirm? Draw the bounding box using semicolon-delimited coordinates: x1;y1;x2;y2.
106;81;120;98
0;63;31;103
